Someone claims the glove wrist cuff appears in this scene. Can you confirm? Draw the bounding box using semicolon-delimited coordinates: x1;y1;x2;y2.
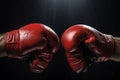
5;30;20;57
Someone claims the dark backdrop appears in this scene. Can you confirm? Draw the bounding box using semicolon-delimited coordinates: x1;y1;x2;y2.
0;0;119;80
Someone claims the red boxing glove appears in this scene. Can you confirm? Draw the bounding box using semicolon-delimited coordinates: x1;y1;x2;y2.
5;23;60;73
61;24;114;73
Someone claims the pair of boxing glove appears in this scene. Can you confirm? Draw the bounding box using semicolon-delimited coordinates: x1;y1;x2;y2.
3;23;114;73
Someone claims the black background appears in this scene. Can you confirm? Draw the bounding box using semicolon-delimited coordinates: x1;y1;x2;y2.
0;0;120;80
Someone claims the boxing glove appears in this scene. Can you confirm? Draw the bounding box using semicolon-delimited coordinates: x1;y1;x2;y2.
61;24;114;73
5;23;60;73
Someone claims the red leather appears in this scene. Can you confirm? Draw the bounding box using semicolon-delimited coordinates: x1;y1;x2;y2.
61;24;114;73
5;23;60;73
